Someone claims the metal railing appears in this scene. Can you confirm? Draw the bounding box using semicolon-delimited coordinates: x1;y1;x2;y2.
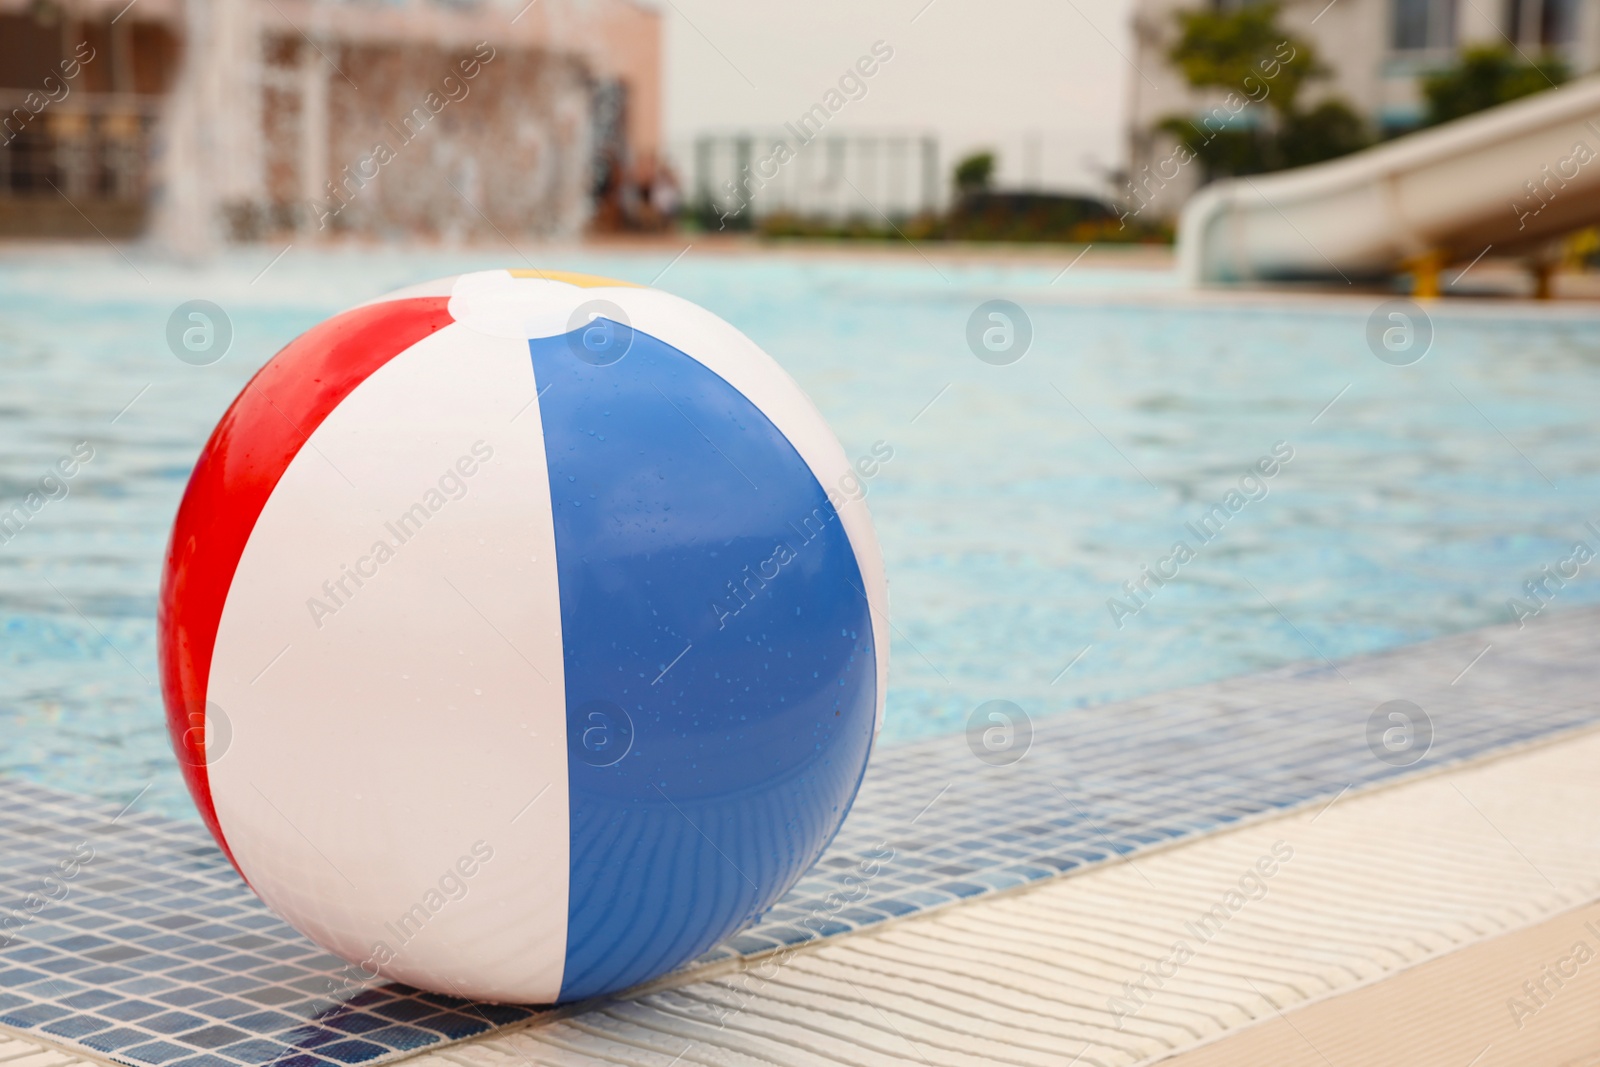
693;131;938;227
0;93;161;202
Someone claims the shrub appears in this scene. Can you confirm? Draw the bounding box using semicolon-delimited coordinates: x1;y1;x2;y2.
953;151;996;194
1421;46;1569;126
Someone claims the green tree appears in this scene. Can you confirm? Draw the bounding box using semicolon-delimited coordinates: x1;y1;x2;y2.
1279;100;1370;167
1156;120;1271;175
1157;2;1369;178
1167;2;1320;120
1421;46;1569;126
953;151;995;194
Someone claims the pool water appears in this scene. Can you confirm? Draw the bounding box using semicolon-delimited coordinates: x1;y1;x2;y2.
3;244;1599;821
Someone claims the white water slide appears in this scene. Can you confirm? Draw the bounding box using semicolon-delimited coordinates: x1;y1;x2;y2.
1178;75;1600;286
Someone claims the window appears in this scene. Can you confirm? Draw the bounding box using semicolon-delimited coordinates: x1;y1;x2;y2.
1505;0;1579;46
1393;0;1458;50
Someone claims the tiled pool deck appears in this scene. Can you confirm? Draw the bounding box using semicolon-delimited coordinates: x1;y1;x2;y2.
2;606;1596;1067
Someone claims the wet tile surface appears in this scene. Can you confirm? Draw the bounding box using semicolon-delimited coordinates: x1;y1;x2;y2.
1;608;1595;1067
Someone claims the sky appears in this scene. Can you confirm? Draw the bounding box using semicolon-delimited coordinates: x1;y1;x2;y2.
651;0;1137;199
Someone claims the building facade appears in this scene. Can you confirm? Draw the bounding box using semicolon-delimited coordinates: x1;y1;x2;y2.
0;0;659;245
1125;0;1600;218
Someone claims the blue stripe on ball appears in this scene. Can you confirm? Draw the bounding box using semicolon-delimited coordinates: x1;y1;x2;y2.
528;322;877;1002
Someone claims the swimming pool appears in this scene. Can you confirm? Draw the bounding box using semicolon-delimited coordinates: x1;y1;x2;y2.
3;244;1599;821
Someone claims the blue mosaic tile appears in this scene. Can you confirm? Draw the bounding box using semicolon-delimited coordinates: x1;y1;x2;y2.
114;978;179;995
215;1039;293;1063
60;989;121;1011
317;1039;390;1064
142;1012;209;1035
41;1014;113;1038
81;1026;160;1053
177;1026;252;1050
3;610;1599;1065
123;1039;199;1064
409;1012;486;1040
0;968;46;985
355;1026;439;1053
273;1055;338;1067
101;1000;167;1023
170;1055;244;1067
0;1003;70;1028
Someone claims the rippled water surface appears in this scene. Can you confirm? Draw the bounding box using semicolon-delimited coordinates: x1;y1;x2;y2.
3;245;1599;820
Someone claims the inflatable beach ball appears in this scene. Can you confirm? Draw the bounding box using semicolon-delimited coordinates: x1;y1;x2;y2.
158;269;887;1003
